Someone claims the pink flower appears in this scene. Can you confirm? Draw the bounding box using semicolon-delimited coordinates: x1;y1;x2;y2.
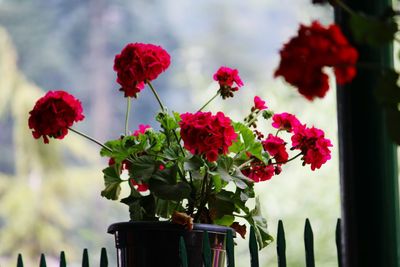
291;125;332;170
114;43;170;98
179;111;237;162
213;66;244;99
28;90;84;144
133;124;151;136
253;96;267;110
272;112;301;132
262;134;288;163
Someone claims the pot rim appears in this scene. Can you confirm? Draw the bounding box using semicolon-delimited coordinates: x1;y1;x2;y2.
107;221;236;236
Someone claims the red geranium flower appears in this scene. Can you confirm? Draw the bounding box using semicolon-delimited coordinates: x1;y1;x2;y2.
291;125;332;170
213;66;244;99
28;90;84;144
272;112;301;133
179;111;237;162
241;159;275;182
253;96;267;111
274;21;358;100
114;43;171;97
262;134;288;163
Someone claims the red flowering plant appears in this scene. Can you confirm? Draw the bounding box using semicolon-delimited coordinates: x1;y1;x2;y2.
28;24;355;249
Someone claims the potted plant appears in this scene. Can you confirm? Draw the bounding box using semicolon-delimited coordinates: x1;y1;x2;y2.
27;20;357;266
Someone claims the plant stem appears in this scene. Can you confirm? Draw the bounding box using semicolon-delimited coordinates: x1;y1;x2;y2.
237;158;254;170
274;152;302;165
147;81;166;112
245;111;261;127
194;173;208;222
125;97;131;136
197;92;219;112
68;127;112;152
332;0;356;16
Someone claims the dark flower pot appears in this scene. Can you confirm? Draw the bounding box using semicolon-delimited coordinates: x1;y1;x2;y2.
108;221;233;267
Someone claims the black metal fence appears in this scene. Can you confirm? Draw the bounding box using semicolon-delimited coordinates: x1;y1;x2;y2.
15;218;342;267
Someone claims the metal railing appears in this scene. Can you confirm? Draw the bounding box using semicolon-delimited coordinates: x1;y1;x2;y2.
14;218;342;267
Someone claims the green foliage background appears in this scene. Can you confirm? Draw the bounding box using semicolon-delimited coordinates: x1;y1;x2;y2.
0;1;339;266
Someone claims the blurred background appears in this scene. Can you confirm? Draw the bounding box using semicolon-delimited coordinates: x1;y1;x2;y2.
0;0;339;266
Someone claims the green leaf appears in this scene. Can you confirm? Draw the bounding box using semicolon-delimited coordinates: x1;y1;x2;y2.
211;175;223;193
349;13;397;46
155;198;180;219
156;112;179;131
245;197;273;249
209;191;237;220
184;156;204;171
149;180;191;201
216;166;233;183
376;70;400;105
101;167;123;200
230;122;263;160
129;155;157;181
163;146;181;160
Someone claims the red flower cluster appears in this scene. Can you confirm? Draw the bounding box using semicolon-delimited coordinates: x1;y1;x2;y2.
114;43;171;98
291;125;332;170
213;66;244;99
28;90;84;144
262;134;288;163
179;111;237;162
274;21;358;100
272;112;301;132
243;112;332;182
241;160;275;182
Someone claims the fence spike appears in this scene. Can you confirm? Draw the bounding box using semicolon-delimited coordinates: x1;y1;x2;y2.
304;218;315;267
202;230;212;267
249;226;259;267
59;251;66;267
336;218;343;267
16;253;24;267
277;220;287;267
179;236;188;267
100;247;108;267
39;254;47;267
82;248;89;267
226;229;235;267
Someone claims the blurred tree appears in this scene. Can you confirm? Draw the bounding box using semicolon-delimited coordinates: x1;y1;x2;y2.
0;27;112;265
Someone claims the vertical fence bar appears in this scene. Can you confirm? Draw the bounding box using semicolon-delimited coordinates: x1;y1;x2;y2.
59;251;66;267
277;220;287;267
226;229;235;267
16;253;23;267
100;247;108;267
202;231;212;267
249;227;259;267
304;219;315;267
179;236;188;267
82;249;89;267
39;254;47;267
336;219;343;267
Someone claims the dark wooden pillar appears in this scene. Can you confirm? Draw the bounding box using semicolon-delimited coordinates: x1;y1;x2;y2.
336;0;400;266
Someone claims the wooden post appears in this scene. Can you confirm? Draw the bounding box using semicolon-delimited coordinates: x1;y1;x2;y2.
335;0;400;266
